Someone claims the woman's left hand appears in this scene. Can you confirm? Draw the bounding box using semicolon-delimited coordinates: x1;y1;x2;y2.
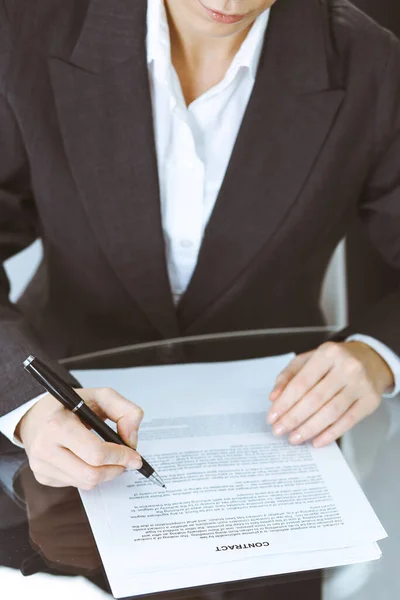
267;341;394;448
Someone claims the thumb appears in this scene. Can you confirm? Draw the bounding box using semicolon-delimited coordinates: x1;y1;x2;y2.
82;387;144;449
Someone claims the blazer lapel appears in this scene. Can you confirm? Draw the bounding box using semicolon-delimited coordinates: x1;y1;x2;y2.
48;0;179;338
178;0;345;331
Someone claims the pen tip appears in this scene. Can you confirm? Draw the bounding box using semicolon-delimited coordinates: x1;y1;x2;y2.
149;472;167;489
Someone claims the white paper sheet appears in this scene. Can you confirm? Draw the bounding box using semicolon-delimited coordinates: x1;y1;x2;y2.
108;542;381;599
74;354;386;598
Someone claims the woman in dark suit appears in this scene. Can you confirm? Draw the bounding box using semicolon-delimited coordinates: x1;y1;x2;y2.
0;0;399;489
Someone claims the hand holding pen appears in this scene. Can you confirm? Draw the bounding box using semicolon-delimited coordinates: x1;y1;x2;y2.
18;356;165;490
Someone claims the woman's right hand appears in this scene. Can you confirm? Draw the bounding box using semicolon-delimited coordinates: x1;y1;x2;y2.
17;387;144;490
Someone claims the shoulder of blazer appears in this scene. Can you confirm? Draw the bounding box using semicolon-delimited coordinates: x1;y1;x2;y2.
0;0;91;65
327;0;400;73
327;0;400;160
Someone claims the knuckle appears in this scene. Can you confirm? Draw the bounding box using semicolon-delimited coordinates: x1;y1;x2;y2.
276;402;290;415
321;342;340;359
343;411;357;429
133;405;145;421
284;414;301;430
345;358;365;378
83;467;101;487
97;386;115;399
329;404;342;421
119;447;133;465
46;416;64;437
62;415;80;437
87;448;106;467
293;380;307;397
308;392;323;409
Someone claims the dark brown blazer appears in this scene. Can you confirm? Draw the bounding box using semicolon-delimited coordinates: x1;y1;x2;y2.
345;0;400;321
1;0;400;416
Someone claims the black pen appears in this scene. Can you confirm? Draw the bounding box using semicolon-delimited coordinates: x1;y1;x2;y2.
23;355;166;488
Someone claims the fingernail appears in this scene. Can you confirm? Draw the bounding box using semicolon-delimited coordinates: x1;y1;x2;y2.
129;432;138;448
127;457;142;471
268;411;279;424
289;432;302;445
273;424;285;436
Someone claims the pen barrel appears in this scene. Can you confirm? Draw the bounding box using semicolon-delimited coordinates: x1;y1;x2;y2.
77;403;124;444
24;361;81;411
76;404;154;478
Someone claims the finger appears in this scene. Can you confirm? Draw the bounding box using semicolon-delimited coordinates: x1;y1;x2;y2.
30;456;92;489
287;389;356;445
30;461;83;489
269;353;312;401
32;447;126;490
313;395;380;447
32;473;77;488
82;387;144;448
60;447;126;490
55;413;142;469
271;371;345;437
268;343;339;424
52;445;126;489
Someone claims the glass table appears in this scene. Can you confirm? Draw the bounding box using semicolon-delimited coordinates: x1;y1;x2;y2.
0;328;399;600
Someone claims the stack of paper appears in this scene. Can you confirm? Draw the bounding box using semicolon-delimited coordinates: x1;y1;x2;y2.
74;354;387;599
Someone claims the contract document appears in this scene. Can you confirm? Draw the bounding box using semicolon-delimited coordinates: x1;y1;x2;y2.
73;354;387;598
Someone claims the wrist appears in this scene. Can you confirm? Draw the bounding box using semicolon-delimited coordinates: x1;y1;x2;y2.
15;393;54;445
345;341;395;394
15;408;32;445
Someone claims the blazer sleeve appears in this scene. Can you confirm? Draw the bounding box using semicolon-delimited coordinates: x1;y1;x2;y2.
0;5;80;419
333;34;400;355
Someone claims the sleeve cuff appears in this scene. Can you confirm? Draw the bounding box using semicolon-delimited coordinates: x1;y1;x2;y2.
0;393;48;448
346;334;400;398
